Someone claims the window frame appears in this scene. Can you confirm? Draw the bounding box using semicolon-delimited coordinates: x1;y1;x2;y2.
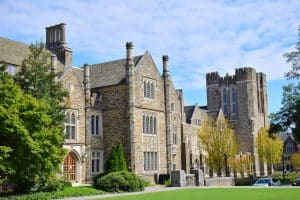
65;109;78;141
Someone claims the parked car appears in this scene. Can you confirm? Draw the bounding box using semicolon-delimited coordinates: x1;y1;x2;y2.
292;177;300;186
253;178;281;187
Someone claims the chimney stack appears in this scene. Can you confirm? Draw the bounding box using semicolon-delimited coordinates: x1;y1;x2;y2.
163;55;169;75
51;54;58;82
126;42;134;66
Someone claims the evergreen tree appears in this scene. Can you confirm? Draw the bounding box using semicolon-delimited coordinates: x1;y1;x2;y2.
116;142;127;172
0;64;65;193
105;142;127;174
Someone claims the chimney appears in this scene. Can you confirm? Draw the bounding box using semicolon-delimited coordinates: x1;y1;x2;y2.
163;55;169;76
83;64;91;104
45;23;72;67
51;54;58;82
126;42;134;66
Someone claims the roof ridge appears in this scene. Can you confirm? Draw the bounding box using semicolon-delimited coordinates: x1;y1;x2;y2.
91;55;143;67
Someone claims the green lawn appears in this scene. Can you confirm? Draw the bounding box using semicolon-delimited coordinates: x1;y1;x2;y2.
101;188;300;200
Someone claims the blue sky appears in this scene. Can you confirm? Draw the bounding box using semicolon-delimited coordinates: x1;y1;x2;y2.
0;0;299;114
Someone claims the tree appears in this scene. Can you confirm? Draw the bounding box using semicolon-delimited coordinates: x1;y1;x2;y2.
283;26;300;80
15;41;67;126
291;153;300;171
0;64;65;193
256;128;283;175
116;142;127;172
105;142;127;174
198;117;238;176
271;26;300;142
270;83;300;142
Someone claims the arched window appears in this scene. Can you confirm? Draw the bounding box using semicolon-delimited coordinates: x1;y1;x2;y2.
147;82;150;98
143;116;146;133
223;88;228;115
231;87;237;113
91;115;95;135
150;117;153;134
96;116;99;135
144;81;147;97
65;111;76;140
150;83;154;98
154;117;157;134
146;116;150;134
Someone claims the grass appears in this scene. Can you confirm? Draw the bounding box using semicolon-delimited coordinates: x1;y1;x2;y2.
1;186;105;200
100;188;300;200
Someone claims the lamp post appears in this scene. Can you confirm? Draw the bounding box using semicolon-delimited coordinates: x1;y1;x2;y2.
224;152;229;177
282;154;285;183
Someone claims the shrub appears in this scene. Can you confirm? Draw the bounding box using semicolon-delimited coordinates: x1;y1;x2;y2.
38;177;71;192
164;179;171;187
234;177;258;186
140;178;152;187
96;171;144;192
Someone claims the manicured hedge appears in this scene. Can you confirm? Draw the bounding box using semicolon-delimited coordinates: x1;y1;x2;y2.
96;171;144;192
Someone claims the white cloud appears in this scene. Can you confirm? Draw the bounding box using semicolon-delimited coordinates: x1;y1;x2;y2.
0;0;299;91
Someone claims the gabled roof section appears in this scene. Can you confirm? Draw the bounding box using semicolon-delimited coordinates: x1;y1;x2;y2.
0;37;65;70
59;66;84;88
184;105;195;124
0;37;30;66
90;55;142;88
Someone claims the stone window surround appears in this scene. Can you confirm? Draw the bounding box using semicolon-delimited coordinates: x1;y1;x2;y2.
231;86;237;114
142;114;158;135
172;126;177;144
143;151;159;173
143;77;156;100
90;150;104;175
64;109;79;142
91;114;103;136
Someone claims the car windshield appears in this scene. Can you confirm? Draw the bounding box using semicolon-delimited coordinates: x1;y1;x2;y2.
256;179;270;184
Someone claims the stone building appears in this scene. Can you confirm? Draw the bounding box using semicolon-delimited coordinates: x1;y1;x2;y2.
0;23;269;183
206;69;269;176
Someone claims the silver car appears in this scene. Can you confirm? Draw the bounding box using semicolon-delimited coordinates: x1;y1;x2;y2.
253;178;281;187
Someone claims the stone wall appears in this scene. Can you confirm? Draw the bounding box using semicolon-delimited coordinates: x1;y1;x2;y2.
61;68;87;183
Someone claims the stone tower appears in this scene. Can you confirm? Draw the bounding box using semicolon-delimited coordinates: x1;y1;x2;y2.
46;23;72;67
206;67;268;176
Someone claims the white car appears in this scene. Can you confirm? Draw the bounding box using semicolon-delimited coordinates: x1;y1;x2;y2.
253;178;281;187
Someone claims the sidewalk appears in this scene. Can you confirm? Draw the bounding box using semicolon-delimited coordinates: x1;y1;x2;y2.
55;185;182;200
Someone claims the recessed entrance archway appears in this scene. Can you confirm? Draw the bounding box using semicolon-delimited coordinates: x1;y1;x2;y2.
63;152;77;181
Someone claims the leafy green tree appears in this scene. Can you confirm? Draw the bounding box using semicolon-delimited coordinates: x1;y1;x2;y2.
15;41;67;126
256;128;283;175
284;26;300;80
270;83;300;142
198;117;238;176
271;26;300;142
0;64;65;193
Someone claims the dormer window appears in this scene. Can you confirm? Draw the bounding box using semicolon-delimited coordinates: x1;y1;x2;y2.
195;119;201;126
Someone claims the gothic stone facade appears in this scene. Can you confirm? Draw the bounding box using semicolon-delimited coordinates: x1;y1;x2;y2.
206;69;269;175
0;23;269;183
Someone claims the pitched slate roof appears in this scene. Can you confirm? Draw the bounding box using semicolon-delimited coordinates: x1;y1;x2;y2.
0;37;65;70
0;37;30;66
90;55;142;88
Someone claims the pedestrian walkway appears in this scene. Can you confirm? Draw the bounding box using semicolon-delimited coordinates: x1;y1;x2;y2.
55;185;181;200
